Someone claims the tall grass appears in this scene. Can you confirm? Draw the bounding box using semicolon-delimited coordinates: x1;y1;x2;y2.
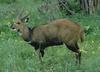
0;0;100;72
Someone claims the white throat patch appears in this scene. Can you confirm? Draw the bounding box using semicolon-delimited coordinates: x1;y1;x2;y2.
18;32;22;36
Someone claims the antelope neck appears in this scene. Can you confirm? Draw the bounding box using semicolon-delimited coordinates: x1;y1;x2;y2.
22;27;32;43
27;27;32;43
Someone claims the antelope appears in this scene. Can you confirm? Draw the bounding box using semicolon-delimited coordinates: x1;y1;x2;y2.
10;12;84;64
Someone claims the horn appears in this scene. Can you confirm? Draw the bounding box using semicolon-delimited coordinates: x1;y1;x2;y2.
17;9;24;19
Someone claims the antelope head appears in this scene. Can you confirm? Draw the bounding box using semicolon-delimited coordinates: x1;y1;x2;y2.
10;11;31;42
11;11;29;35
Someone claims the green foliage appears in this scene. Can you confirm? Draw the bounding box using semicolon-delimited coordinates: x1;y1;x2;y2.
67;0;81;12
0;0;16;4
0;0;100;72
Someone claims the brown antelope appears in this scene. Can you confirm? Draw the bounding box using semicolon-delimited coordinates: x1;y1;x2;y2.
10;12;84;64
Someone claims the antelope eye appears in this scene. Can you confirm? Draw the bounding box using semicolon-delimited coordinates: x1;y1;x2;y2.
17;22;20;24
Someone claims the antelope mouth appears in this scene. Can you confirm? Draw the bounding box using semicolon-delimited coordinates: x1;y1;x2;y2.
18;31;22;36
11;28;18;32
13;28;17;31
11;28;22;36
16;29;22;36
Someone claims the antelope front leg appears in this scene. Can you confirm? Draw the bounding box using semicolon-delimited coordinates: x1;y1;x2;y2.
36;48;43;63
75;51;81;64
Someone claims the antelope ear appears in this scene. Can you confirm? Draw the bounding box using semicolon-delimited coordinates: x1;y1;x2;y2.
21;14;30;23
24;17;29;22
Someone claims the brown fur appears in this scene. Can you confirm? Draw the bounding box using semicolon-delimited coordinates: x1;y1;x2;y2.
11;17;84;64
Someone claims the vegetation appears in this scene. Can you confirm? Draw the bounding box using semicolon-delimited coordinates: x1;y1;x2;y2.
0;0;100;72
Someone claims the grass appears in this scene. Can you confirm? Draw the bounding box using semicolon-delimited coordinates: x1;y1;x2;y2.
0;0;100;72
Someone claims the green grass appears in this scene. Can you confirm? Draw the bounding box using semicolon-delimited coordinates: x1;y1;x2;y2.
0;0;100;72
